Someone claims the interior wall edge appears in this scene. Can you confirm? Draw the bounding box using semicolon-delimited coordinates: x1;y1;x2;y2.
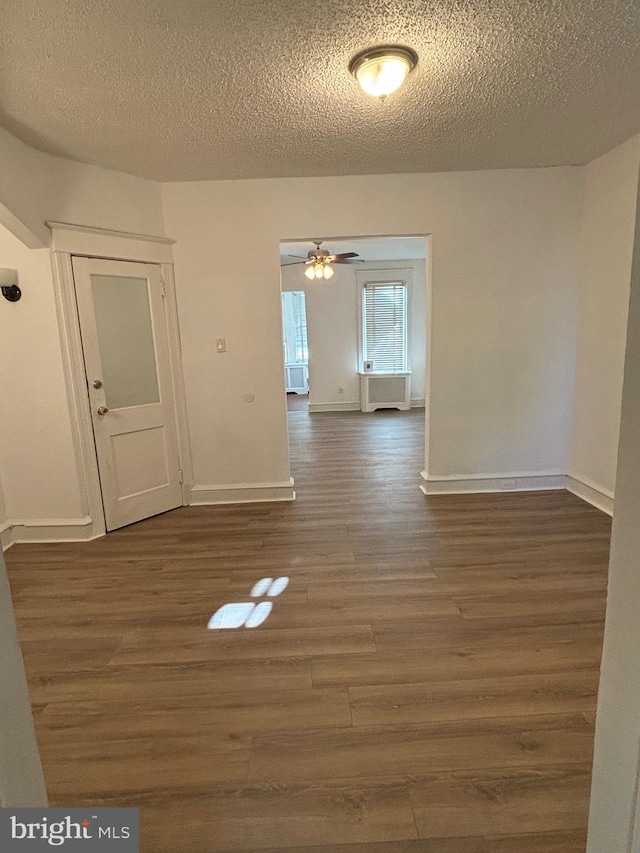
0;524;13;552
0;548;48;806
586;155;640;853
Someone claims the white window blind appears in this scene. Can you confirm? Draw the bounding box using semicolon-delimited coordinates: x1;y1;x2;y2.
362;282;407;371
292;291;308;362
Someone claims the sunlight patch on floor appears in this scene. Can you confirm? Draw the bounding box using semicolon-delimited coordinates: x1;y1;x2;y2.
208;577;289;629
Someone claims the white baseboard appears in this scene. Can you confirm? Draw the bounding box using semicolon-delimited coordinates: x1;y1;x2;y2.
0;520;12;551
308;401;360;413
308;401;424;413
0;472;613;549
565;474;614;516
3;517;98;547
189;478;295;505
421;470;566;495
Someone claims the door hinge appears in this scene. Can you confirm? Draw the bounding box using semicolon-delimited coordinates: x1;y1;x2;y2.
179;469;184;485
160;276;166;299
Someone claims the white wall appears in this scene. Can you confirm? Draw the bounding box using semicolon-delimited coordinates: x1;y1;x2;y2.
586;163;640;853
3;117;632;525
281;259;427;409
569;135;640;505
0;548;47;805
0;223;85;522
0;471;7;545
163;167;581;493
282;262;359;407
0;126;168;539
0;126;164;248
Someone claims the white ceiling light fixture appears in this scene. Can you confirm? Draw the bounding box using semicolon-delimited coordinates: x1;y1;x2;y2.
349;45;418;100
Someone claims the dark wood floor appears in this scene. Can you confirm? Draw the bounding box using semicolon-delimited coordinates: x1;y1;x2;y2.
5;408;610;852
287;392;309;411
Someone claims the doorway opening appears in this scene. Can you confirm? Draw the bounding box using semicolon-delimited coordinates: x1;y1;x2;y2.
279;234;430;493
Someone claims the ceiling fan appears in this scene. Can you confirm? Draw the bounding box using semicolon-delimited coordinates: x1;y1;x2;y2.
282;240;364;280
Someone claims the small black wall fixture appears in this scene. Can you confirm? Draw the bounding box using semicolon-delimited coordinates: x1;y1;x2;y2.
1;284;21;302
0;268;21;302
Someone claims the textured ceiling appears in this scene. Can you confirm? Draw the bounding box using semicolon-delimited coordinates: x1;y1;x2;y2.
1;0;639;182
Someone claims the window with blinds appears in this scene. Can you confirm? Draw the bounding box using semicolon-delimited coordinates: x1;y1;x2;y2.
362;282;408;371
292;291;308;363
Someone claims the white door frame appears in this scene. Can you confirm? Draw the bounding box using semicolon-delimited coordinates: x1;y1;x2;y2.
48;222;194;540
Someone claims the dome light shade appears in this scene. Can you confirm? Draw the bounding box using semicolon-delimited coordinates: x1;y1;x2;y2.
304;265;315;280
349;46;418;100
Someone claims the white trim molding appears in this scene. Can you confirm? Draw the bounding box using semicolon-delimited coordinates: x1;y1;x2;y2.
0;521;12;552
50;251;107;540
421;470;566;495
306;401;424;413
421;470;615;514
566;474;614;516
308;401;360;413
47;222;175;262
189;479;295;505
2;518;99;548
159;262;195;505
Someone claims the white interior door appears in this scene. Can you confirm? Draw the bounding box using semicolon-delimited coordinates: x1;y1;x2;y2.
72;257;182;531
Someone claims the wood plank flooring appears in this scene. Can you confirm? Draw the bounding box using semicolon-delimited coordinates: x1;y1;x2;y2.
5;408;611;852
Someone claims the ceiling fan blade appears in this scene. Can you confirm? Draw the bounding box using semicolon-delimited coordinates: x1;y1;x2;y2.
332;257;364;265
280;261;306;266
287;254;309;259
328;252;359;260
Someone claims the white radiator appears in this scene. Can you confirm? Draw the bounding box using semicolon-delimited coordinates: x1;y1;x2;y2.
285;363;308;393
359;372;411;412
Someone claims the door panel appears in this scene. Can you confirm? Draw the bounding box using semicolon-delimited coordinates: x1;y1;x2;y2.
72;257;182;531
112;427;170;498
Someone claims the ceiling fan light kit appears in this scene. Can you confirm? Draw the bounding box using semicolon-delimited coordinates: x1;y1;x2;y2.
349;45;418;100
305;262;334;280
284;240;364;281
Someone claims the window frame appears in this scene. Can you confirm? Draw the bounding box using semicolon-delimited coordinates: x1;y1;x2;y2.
281;290;308;365
357;267;413;374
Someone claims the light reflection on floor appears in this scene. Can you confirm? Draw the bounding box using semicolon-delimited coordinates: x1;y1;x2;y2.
208;577;289;629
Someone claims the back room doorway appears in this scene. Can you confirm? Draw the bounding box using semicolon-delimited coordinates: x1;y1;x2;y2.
278;234;430;491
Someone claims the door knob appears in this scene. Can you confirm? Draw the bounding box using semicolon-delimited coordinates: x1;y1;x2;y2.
97;406;109;416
